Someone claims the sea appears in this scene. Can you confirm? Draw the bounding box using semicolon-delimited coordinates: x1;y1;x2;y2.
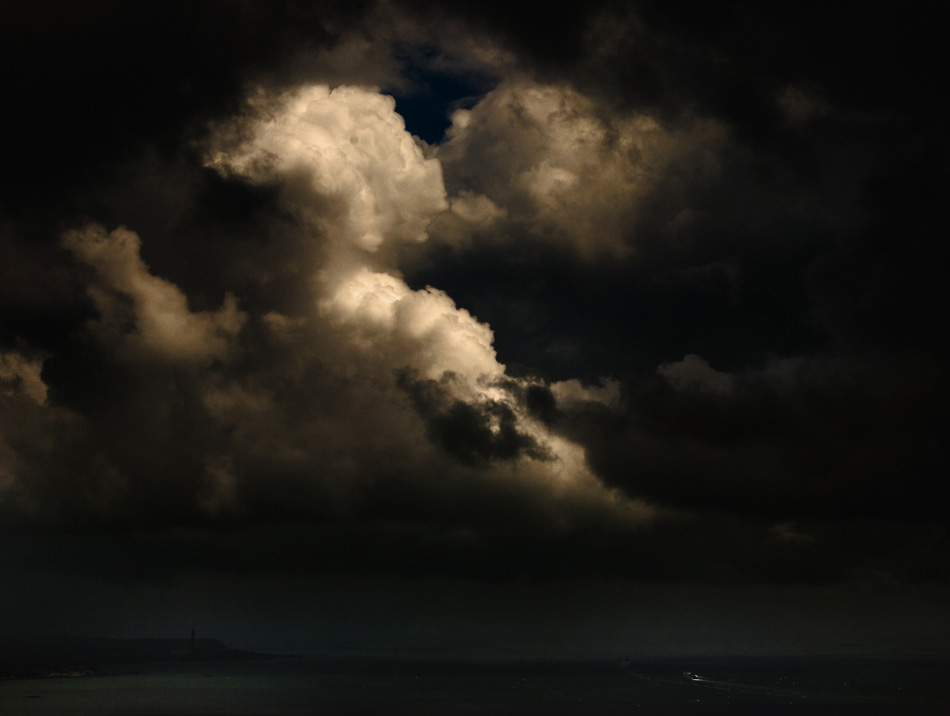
1;654;948;715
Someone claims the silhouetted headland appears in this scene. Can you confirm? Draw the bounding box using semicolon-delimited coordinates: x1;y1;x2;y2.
0;633;273;680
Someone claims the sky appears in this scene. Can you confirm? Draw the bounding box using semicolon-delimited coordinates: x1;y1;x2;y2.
1;0;948;658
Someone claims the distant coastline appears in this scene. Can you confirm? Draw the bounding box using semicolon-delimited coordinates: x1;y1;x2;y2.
0;634;274;680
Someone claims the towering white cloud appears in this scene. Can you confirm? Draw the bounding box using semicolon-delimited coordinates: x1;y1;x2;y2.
1;81;658;540
209;85;448;251
208;84;503;394
202;83;653;527
320;267;503;385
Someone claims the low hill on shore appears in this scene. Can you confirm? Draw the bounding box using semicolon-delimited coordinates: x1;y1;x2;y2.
0;634;268;679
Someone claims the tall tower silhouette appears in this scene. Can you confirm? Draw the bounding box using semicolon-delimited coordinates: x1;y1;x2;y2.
191;627;196;658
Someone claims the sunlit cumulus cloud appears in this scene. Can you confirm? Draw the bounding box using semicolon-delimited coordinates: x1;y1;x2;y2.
63;225;246;365
4;82;649;537
0;80;662;542
209;85;448;252
434;80;725;258
319;267;502;386
205;84;503;396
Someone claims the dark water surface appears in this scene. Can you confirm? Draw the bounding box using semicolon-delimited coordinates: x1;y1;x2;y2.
1;655;948;715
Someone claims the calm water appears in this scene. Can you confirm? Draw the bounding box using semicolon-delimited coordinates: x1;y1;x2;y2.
1;655;948;715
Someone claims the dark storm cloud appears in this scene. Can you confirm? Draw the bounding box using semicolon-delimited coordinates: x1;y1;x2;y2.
557;354;947;524
398;0;946;586
807;151;950;357
397;22;947;546
400;372;551;466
